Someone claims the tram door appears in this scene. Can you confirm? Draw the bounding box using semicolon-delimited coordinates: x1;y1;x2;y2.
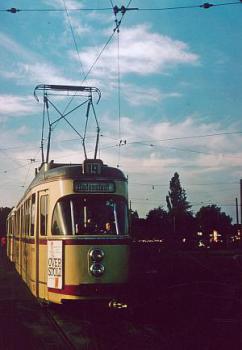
36;190;49;300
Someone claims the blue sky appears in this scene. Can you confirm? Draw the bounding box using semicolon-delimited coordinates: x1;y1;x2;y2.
0;0;242;222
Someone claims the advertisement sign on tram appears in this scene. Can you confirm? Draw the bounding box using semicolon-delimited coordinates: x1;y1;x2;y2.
47;241;63;289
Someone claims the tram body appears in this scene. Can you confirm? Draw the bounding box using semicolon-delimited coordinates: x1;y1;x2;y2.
7;159;130;304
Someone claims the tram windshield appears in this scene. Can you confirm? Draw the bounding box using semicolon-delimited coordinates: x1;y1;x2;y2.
52;195;128;236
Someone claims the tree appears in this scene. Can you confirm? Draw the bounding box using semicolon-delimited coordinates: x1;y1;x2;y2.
196;205;233;247
129;209;148;239
166;172;193;246
129;209;139;237
146;207;171;240
166;172;191;215
129;209;139;224
0;207;12;236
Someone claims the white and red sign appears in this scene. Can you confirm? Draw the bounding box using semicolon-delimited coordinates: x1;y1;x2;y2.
47;240;63;289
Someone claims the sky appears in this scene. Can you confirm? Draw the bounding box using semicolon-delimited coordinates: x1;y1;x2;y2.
0;0;242;222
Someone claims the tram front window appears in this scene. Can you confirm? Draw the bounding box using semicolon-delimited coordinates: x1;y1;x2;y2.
52;195;128;236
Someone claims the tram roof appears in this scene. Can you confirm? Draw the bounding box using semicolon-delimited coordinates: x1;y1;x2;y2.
27;160;127;192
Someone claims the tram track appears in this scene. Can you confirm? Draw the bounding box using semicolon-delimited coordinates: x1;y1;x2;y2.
41;304;77;350
41;303;101;350
0;294;240;350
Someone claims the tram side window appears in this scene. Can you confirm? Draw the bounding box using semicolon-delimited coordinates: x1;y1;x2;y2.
23;200;30;236
52;199;72;235
27;199;31;236
24;201;29;236
30;194;36;236
40;195;48;236
16;210;20;237
22;205;25;235
20;206;24;236
9;217;12;235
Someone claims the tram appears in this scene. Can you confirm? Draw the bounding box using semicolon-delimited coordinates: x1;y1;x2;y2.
6;85;130;304
7;159;130;303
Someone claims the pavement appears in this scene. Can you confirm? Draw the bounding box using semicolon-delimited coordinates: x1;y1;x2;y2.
0;249;65;350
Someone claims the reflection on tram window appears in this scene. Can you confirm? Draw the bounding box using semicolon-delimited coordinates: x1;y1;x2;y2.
51;195;128;236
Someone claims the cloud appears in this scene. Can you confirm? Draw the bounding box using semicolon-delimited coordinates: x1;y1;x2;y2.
43;0;83;9
0;32;32;61
120;83;182;106
0;95;37;119
0;32;81;87
65;16;91;35
99;115;242;172
17;63;78;86
73;24;199;78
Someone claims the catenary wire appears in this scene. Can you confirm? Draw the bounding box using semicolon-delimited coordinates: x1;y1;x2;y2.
1;2;241;13
61;1;130;131
62;0;85;78
53;130;242;145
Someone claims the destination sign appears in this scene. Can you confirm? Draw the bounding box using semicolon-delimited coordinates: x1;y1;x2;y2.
74;181;115;193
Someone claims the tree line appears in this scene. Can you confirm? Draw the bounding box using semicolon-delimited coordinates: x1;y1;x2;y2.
0;207;11;237
0;173;240;249
130;172;240;249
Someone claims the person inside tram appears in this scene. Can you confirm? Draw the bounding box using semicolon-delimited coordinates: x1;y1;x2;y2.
85;218;96;233
103;222;114;234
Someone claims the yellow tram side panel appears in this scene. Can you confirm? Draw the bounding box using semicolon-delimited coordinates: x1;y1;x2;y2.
26;241;37;296
15;237;20;274
7;234;14;262
38;243;48;300
21;237;26;283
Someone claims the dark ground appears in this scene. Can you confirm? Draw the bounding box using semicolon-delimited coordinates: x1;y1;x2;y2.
128;243;242;349
0;245;241;349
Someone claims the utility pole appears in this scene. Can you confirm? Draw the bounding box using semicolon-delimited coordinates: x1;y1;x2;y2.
240;180;242;227
236;197;239;225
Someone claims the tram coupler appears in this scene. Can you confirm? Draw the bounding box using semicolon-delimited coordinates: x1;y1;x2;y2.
108;299;128;309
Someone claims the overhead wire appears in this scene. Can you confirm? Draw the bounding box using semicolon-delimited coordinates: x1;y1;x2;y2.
80;16;125;84
60;3;127;122
109;0;115;8
129;181;238;187
0;145;40;151
60;0;131;156
22;148;41;188
1;2;241;13
98;139;242;161
137;1;242;11
0;148;25;168
62;0;85;78
116;5;121;167
52;130;242;145
12;0;238;160
1;7;113;13
113;0;133;167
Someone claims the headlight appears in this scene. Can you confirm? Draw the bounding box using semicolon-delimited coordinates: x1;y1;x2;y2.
89;248;104;262
90;263;105;277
